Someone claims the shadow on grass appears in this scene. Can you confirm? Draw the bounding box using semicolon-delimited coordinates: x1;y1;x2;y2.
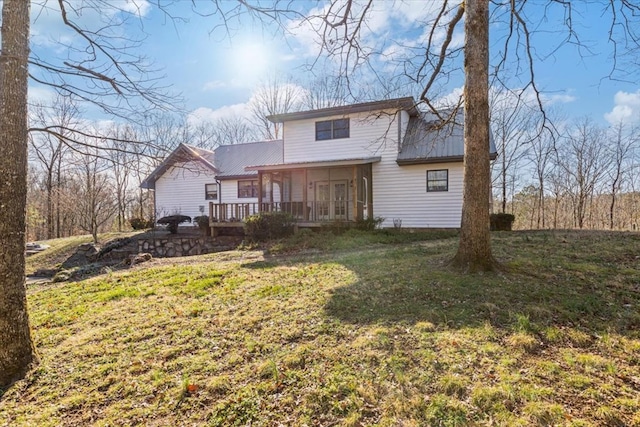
323;234;640;336
245;231;640;336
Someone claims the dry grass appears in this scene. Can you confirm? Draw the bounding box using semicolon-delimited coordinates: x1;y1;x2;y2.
25;231;144;275
2;229;639;426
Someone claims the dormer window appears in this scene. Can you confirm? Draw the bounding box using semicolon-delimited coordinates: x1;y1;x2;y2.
315;118;350;140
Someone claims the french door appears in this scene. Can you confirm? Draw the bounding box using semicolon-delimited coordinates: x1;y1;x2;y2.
315;180;348;220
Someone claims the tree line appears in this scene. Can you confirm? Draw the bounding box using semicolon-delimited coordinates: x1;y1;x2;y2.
26;85;640;243
491;99;639;231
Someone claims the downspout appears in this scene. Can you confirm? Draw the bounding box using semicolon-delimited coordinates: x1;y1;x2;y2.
397;111;402;153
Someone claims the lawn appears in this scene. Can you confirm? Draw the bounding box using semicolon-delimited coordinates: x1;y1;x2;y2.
2;229;639;426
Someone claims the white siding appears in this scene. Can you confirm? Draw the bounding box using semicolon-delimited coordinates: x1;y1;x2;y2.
372;160;463;229
281;107;463;228
155;161;216;220
369;111;463;228
283;110;402;163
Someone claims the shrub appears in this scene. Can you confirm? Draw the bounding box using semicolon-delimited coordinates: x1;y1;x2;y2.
129;217;154;230
157;215;191;234
194;215;211;236
320;219;351;235
490;213;515;231
194;215;210;230
244;211;295;241
354;216;385;231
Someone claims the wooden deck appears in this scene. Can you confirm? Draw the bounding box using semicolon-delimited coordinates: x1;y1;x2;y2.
208;201;358;233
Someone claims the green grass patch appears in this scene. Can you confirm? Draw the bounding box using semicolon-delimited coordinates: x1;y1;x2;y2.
1;230;639;426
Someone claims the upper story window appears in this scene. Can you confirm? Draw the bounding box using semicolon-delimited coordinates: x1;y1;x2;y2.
205;183;218;200
238;180;259;198
427;169;448;192
315;118;350;140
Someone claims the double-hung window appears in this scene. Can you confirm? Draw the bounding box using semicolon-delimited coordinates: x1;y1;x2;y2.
238;180;259;198
315;118;350;140
205;183;218;200
427;169;448;192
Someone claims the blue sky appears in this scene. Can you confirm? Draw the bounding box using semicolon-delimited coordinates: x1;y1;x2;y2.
26;0;640;128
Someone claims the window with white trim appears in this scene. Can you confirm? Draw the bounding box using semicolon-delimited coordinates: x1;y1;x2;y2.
205;183;218;200
427;169;448;192
315;118;350;140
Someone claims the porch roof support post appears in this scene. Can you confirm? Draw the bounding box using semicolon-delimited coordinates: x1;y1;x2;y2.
269;173;274;209
352;166;357;221
303;169;308;221
258;171;263;212
368;163;373;218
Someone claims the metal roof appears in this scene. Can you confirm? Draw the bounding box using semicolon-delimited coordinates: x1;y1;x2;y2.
397;112;497;165
140;141;283;188
267;97;419;122
215;140;283;179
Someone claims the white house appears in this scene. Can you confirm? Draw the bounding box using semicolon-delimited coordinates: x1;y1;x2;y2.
141;97;496;230
140;140;283;220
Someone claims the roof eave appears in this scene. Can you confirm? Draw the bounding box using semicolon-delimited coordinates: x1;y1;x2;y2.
138;143;219;189
267;97;418;123
396;156;464;166
246;156;382;171
216;173;259;181
396;151;498;166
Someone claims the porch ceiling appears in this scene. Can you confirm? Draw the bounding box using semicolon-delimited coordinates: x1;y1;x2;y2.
245;156;381;172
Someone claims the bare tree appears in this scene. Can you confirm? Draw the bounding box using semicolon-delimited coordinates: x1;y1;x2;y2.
188;115;260;149
490;93;537;214
445;0;493;270
556;119;609;229
213;115;260;146
0;0;36;388
527;125;557;229
29;95;80;238
300;74;351;110
1;0;179;386
73;147;119;243
250;75;303;140
105;124;137;232
606;122;638;229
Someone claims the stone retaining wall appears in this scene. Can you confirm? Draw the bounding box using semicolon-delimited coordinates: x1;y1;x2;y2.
137;236;240;258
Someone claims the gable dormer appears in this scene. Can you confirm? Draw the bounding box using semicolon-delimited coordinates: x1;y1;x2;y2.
267;97;419;163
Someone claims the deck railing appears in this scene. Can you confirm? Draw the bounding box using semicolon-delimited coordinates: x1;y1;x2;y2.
209;201;354;224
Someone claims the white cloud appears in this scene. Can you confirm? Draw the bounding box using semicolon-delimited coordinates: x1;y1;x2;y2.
542;92;577;105
604;90;640;125
120;0;152;18
189;80;306;127
28;85;56;104
187;103;252;126
434;86;464;109
30;0;150;50
285;1;447;58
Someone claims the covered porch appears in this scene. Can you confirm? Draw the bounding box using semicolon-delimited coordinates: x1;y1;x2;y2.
209;158;378;229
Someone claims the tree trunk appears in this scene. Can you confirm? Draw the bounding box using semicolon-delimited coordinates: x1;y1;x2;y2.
501;144;507;213
56;154;63;238
46;169;54;239
0;0;36;388
451;0;494;272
